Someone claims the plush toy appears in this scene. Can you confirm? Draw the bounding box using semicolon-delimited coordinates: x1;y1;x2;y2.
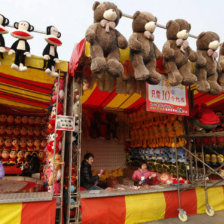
6;126;13;137
20;126;27;137
12;138;19;151
7;115;14;125
0;125;5;137
129;11;161;83
43;26;62;77
50;103;63;118
51;79;65;104
27;127;33;138
162;19;197;86
40;117;47;126
33;127;40;137
1;149;9;165
34;117;41;126
26;139;33;152
17;150;24;166
19;138;27;151
40;139;47;151
34;139;41;151
47;118;55;134
9;150;17;166
85;1;128;78
218;43;224;92
28;116;34;126
4;138;12;151
41;129;47;137
8;21;34;72
0;14;9;62
0;114;7;125
21;116;28;125
15;116;22;126
0;137;4;150
13;126;20;138
195;32;222;95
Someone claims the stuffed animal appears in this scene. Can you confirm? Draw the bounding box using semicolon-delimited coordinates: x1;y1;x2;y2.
0;14;9;63
195;32;222;95
28;116;34;126
15;116;22;126
19;138;27;151
13;126;20;138
20;126;27;137
21;116;28;125
51;78;65;104
7;115;14;125
218;43;224;92
0;125;5;137
8;21;34;72
1;149;9;165
34;139;41;151
6;126;13;137
26;139;33;152
43;26;62;77
85;1;128;78
0;137;4;150
40;139;47;151
0;114;7;125
12;138;19;151
129;11;162;83
17;150;24;166
27;127;33;138
162;19;197;86
34;117;41;126
9;150;17;166
33;127;40;137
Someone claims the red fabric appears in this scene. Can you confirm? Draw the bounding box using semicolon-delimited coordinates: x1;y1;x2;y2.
132;169;152;181
21;181;37;190
190;104;220;125
81;196;126;224
164;189;197;218
21;198;56;224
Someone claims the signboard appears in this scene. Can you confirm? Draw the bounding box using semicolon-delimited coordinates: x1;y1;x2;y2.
146;75;189;115
56;115;76;131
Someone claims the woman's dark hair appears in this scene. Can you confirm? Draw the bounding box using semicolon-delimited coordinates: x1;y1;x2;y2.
84;152;94;160
139;161;147;168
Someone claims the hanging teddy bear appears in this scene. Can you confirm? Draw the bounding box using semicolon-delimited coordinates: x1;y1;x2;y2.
85;1;128;80
162;19;197;86
218;42;224;92
0;14;9;63
129;11;162;84
43;26;62;77
194;31;222;95
8;21;34;72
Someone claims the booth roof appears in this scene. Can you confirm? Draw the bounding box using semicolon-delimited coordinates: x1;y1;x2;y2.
70;39;224;112
0;53;68;115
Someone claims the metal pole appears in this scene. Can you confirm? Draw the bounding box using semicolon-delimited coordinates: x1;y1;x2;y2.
193;139;198;181
175;137;181;210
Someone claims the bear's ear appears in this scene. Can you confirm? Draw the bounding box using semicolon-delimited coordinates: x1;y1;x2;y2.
133;11;140;19
198;32;206;39
92;1;100;10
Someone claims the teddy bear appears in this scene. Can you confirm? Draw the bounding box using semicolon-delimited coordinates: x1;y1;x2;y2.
7;115;14;125
129;11;162;84
15;116;22;126
162;19;197;86
0;114;7;125
195;31;222;95
0;125;5;137
12;138;19;151
218;43;224;92
85;1;128;79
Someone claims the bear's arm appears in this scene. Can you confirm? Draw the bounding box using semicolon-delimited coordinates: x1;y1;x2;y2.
153;43;162;60
188;48;197;62
218;44;224;71
162;41;174;59
85;24;98;44
196;50;206;67
128;33;142;51
116;30;128;49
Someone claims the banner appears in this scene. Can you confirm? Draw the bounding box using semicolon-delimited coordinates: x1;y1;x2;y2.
146;75;189;115
56;115;75;131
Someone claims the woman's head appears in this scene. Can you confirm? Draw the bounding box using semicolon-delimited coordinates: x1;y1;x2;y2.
140;162;147;171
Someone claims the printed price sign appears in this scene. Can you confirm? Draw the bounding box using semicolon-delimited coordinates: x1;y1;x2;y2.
56;115;76;131
146;75;189;115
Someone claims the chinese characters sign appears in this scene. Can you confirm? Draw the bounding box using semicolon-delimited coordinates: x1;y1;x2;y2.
146;75;189;115
56;115;76;131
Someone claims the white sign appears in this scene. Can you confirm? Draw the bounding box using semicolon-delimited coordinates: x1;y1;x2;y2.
56;115;75;131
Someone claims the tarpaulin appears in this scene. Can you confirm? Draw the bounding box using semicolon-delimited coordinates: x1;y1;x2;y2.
81;186;224;224
0;198;56;224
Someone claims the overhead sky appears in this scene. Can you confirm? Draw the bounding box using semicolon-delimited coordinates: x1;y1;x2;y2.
1;0;223;61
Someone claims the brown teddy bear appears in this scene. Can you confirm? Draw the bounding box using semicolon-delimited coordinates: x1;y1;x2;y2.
129;11;162;84
162;19;197;86
85;1;128;78
218;43;224;92
195;31;222;95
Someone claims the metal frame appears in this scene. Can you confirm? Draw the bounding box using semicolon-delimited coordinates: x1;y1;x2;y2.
174;132;224;221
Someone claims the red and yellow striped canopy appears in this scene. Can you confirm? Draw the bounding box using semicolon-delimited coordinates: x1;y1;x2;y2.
0;53;68;115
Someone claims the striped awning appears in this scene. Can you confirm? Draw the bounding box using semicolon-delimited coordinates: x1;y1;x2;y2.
0;53;68;115
70;39;224;112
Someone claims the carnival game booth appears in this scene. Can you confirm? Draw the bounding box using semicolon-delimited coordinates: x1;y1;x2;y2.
67;37;224;224
0;50;68;224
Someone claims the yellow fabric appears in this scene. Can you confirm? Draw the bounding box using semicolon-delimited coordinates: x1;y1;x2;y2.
82;82;97;104
125;192;166;224
0;83;51;102
1;52;68;72
119;93;141;109
196;186;224;214
105;94;130;108
0;203;22;224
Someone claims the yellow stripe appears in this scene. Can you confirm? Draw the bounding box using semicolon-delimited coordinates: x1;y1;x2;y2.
85;42;91;57
0;98;48;111
105;93;130;108
1;52;68;72
0;203;22;224
119;93;141;109
0;83;51;102
196;186;224;214
125;193;166;224
206;94;224;106
82;82;97;104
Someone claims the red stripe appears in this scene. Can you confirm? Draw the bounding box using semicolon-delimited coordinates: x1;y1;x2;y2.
81;196;126;224
164;189;197;218
21;198;56;224
0;73;53;94
126;97;145;111
101;91;117;107
0;91;49;108
194;93;222;105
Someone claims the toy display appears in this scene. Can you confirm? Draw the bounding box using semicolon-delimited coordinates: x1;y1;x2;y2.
0;14;9;64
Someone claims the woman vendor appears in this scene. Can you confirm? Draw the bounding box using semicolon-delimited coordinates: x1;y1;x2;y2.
132;162;153;186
